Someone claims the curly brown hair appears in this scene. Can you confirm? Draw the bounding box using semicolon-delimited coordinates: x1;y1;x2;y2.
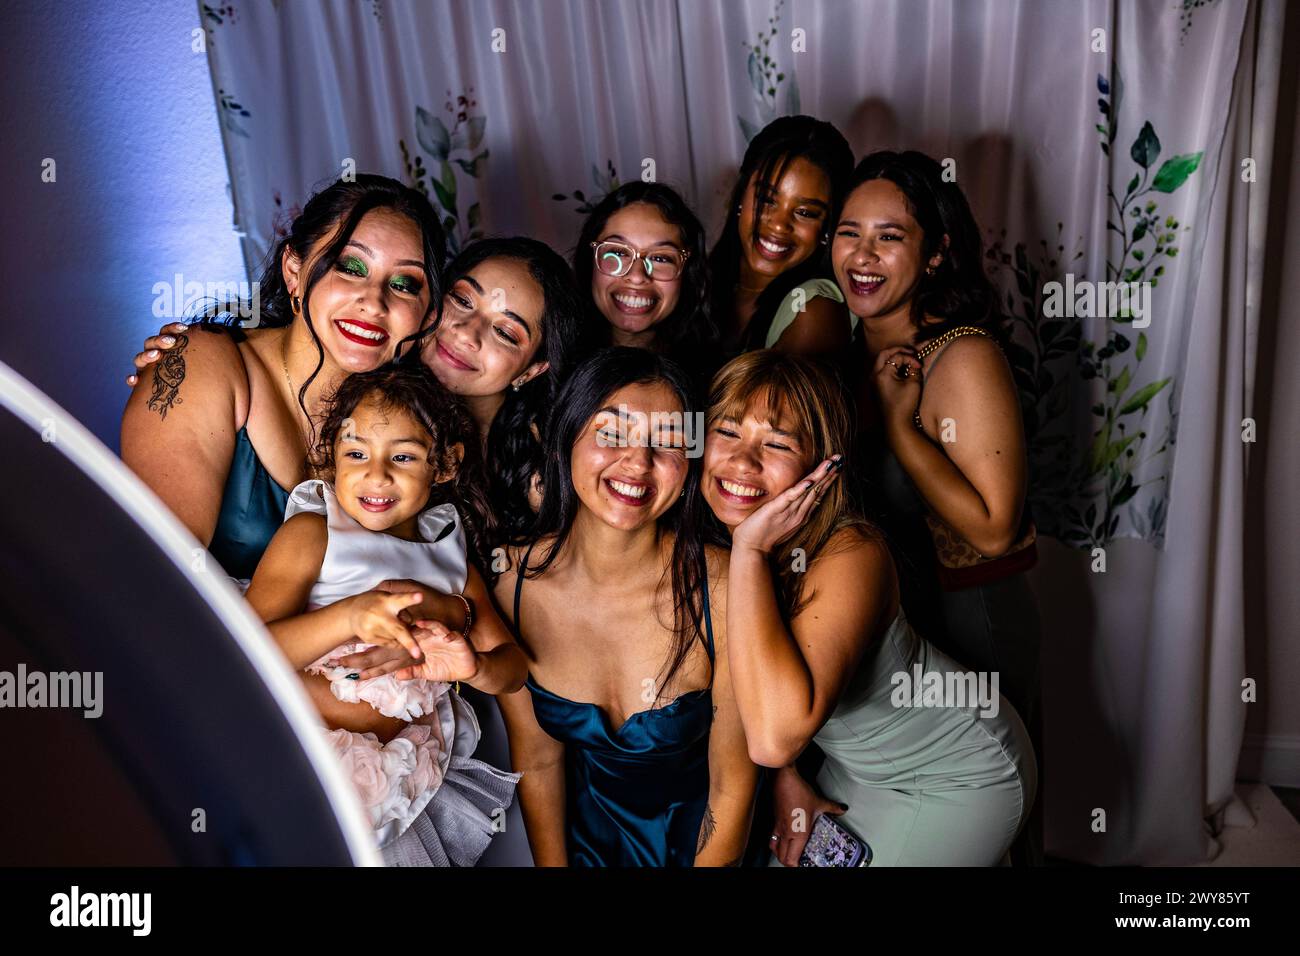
313;363;497;571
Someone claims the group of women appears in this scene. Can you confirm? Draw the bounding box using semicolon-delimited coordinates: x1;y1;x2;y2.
121;114;1042;867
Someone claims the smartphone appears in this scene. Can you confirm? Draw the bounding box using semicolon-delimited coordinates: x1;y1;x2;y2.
798;812;872;867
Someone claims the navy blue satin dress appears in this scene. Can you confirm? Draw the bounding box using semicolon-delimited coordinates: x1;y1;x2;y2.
208;426;290;579
514;565;715;867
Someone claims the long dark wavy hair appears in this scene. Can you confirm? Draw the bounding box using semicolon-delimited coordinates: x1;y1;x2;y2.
573;181;718;376
844;151;1001;343
408;237;585;548
194;173;447;431
708;115;853;352
312;362;496;571
523;347;709;699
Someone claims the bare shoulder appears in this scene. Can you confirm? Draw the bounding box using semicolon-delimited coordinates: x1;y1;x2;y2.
922;331;1018;412
800;293;849;325
275;510;328;549
124;324;249;426
806;525;892;588
926;332;1011;384
256;511;327;572
492;537;555;629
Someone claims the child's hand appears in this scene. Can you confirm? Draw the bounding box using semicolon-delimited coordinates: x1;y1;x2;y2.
392;621;479;684
348;591;427;660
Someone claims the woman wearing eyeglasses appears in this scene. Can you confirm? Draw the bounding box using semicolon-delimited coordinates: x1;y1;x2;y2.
572;182;719;382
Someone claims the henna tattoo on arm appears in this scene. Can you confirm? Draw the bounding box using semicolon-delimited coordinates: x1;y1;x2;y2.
147;333;189;420
696;803;717;855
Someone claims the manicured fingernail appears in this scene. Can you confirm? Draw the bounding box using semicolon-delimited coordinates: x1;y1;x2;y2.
160;336;175;346
147;350;159;357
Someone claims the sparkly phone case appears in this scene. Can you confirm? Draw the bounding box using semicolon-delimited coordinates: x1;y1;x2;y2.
798;813;872;867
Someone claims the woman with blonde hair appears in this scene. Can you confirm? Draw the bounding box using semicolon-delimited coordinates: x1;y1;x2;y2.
701;350;1035;865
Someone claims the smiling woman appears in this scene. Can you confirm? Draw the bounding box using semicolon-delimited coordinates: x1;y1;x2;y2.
572;182;717;379
494;347;758;867
417;236;585;543
709;115;854;361
701;350;1036;866
120;174;446;583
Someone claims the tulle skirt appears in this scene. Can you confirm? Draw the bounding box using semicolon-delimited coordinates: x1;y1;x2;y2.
324;686;520;867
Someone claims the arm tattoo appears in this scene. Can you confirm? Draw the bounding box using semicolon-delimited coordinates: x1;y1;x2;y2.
147;333;189;420
696;803;717;855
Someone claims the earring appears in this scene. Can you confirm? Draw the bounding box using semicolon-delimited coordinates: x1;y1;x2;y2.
512;380;521;392
290;295;302;314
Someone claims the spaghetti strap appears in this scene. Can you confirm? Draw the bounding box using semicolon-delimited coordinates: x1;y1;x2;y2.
513;542;537;633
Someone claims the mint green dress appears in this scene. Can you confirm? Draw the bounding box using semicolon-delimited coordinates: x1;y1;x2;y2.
764;279;858;348
771;608;1036;867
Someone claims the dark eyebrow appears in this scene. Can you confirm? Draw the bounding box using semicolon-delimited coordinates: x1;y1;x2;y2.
755;183;828;208
341;433;429;446
603;233;679;249
345;240;424;271
459;275;534;341
835;219;908;232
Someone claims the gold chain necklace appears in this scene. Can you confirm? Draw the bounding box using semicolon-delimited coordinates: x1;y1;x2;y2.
915;324;991;360
910;325;992;431
280;349;295;397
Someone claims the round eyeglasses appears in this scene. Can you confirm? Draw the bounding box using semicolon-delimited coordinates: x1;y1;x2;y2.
590;240;689;281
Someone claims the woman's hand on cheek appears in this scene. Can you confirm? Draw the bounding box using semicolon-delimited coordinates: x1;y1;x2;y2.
730;456;843;556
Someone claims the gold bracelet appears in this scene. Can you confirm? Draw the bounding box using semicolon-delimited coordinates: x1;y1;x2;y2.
450;592;474;639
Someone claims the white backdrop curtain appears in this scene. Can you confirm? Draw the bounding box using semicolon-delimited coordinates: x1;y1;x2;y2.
202;0;1279;864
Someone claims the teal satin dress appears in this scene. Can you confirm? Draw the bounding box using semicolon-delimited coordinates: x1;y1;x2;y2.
208;426;290;580
514;564;715;867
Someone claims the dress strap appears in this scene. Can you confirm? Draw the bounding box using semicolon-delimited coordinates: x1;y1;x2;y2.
912;326;994;432
512;541;537;633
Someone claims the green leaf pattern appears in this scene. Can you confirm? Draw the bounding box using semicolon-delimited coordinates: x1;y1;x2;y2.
989;65;1202;549
401;90;488;256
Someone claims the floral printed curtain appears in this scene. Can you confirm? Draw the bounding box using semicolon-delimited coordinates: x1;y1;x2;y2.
203;0;1276;862
206;0;1243;552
